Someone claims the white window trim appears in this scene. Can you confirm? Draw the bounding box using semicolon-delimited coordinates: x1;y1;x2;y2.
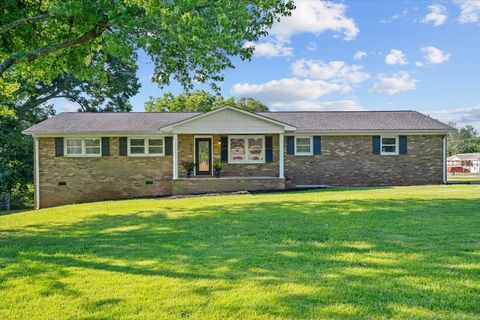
127;137;165;157
294;136;313;156
380;136;399;156
228;135;265;164
65;137;102;157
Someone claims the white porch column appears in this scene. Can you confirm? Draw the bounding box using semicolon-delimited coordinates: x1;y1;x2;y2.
34;136;40;209
279;133;285;178
173;134;178;179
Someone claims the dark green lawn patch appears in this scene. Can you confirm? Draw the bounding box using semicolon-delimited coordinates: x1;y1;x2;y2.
0;185;479;319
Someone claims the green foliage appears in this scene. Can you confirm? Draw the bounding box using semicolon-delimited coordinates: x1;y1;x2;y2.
213;159;224;170
1;0;294;94
181;161;195;173
0;102;53;199
145;90;269;112
447;123;480;156
1;186;480;318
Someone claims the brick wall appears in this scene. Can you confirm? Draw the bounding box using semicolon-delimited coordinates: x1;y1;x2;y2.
285;135;444;186
172;177;285;195
38;137;173;208
177;134;279;178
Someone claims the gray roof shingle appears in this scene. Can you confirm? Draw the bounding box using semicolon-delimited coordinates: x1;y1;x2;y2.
23;110;453;134
257;111;453;132
23;112;200;134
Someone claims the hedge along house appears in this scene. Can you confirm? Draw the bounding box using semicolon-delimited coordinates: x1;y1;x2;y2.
23;106;453;208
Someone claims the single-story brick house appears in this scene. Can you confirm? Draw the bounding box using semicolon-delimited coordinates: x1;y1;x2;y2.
23;106;453;208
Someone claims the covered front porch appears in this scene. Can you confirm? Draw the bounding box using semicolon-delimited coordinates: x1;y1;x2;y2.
161;107;295;194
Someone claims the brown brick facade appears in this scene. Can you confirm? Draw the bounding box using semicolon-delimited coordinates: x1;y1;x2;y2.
285;135;444;186
38;137;173;208
177;134;279;178
36;134;445;208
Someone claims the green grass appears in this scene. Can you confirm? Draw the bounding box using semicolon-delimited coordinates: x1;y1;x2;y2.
1;186;479;319
447;174;480;182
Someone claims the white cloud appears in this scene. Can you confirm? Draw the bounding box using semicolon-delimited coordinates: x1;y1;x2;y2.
245;40;293;58
385;49;407;65
380;9;408;23
370;71;418;95
60;103;78;112
421;5;448;26
415;61;424;67
291;59;370;85
420;46;451;64
454;0;480;23
353;50;367;60
249;0;358;57
267;99;364;111
429;106;480;127
231;78;350;105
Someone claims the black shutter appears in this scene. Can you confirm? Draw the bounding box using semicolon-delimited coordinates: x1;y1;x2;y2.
399;135;407;154
164;137;173;155
221;136;228;162
286;136;295;155
313;136;321;155
119;137;128;156
55;137;64;157
101;137;110;156
372;136;381;154
265;136;273;163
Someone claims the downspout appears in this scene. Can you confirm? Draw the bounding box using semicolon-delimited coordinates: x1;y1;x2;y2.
34;136;40;209
443;135;447;184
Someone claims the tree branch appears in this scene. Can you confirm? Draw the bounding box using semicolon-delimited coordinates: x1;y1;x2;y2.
0;26;106;76
0;13;55;34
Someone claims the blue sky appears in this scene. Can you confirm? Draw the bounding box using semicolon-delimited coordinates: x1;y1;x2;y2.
58;0;480;129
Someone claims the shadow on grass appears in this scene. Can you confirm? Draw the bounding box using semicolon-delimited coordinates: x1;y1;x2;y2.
0;197;479;318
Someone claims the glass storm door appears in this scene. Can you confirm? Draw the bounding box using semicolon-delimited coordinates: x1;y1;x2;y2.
195;138;212;175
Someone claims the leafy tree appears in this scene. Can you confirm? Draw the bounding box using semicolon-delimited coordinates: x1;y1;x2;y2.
0;103;53;206
145;90;268;112
15;54;140;112
447;123;480;156
1;0;294;95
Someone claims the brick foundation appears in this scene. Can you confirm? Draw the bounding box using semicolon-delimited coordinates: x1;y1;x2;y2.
172;177;285;195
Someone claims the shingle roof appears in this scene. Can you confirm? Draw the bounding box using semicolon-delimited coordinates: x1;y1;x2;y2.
449;153;480;161
23;110;453;134
257;111;453;132
23;112;200;134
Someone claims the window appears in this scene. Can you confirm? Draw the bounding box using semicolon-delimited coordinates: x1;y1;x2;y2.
128;137;164;156
381;136;398;155
65;138;101;157
228;136;264;163
295;136;312;155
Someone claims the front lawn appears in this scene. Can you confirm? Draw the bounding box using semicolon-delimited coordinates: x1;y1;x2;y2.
1;186;479;319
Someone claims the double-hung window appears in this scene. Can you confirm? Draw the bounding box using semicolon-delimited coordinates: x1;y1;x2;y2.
381;136;399;155
65;138;101;157
128;138;164;156
295;136;313;155
228;135;265;163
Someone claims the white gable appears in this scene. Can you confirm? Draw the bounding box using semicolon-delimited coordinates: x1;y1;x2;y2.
161;107;294;134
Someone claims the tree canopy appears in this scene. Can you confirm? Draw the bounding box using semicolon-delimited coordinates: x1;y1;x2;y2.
145;90;268;112
1;0;294;100
447;124;480;156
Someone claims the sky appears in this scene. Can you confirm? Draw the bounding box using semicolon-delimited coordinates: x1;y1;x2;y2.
58;0;480;129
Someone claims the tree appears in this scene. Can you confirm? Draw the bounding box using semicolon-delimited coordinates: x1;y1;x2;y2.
447;123;480;156
145;91;268;112
15;53;140;113
1;0;294;95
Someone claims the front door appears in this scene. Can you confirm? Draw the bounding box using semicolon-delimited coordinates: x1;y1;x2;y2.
195;138;212;176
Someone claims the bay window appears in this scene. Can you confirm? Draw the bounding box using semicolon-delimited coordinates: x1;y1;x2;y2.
228;135;265;163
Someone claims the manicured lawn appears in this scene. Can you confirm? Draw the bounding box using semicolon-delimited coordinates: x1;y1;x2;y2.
1;186;479;319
